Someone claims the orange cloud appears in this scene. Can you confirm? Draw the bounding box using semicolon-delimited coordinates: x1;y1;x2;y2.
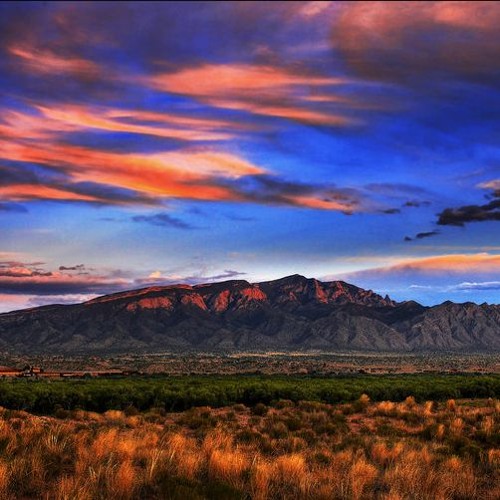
395;254;500;273
149;64;346;95
0;135;366;211
342;253;500;279
0;139;265;203
0;104;249;144
0;94;365;211
286;195;353;212
8;44;100;77
0;266;129;296
0;108;78;141
205;98;353;126
0;184;102;203
35;105;242;142
146;63;360;126
334;1;500;82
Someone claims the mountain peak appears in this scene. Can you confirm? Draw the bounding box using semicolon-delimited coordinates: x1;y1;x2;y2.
261;274;309;285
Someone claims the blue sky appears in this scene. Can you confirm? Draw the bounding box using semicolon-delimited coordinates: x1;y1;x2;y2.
0;1;499;312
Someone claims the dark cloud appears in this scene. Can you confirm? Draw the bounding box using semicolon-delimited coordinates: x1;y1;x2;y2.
404;200;431;208
59;264;85;271
416;231;439;239
0;280;124;296
67;182;159;206
381;208;400;215
225;214;256;222
131;212;196;229
0;163;45;186
404;231;440;242
437;192;500;226
218;174;362;213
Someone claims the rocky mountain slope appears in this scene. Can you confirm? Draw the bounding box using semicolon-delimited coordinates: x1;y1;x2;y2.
0;275;498;353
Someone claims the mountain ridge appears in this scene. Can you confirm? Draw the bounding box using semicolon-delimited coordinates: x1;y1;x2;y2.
0;274;498;354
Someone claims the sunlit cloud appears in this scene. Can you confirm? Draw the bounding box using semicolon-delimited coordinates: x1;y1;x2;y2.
0;261;129;295
0;135;373;211
0;104;249;143
477;179;500;193
344;253;500;277
333;1;500;84
0;184;103;204
146;63;360;126
0;1;498;310
149;64;346;95
35;105;240;142
299;1;334;19
0;139;264;203
8;44;100;77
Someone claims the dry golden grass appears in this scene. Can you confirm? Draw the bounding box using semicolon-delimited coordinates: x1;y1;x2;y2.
349;455;378;500
251;459;273;500
0;398;496;499
450;416;465;436
371;441;404;467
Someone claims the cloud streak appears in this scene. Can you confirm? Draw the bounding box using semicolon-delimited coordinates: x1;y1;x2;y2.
145;63;362;126
0;123;388;212
404;231;439;242
346;253;500;277
132;213;196;230
0;261;128;295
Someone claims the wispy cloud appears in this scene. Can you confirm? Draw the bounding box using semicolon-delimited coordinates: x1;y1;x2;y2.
8;44;101;78
453;281;500;291
0;261;128;295
404;231;439;242
0;128;389;212
132;213;196;230
145;63;362;126
134;269;247;286
342;253;500;277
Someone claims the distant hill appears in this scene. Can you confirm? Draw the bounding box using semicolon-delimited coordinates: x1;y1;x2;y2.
0;274;498;353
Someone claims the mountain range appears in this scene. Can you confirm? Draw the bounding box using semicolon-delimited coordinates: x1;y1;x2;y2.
0;274;498;354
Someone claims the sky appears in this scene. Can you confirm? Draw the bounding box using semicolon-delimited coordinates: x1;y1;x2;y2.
0;1;499;312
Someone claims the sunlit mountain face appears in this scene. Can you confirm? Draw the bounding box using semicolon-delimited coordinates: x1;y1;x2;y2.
0;1;499;313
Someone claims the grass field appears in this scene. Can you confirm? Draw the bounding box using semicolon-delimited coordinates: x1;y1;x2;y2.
0;375;498;498
0;396;497;498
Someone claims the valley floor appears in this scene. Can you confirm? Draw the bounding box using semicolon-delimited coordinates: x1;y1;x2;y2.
1;351;499;376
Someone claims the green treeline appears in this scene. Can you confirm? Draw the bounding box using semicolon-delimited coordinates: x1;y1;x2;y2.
0;374;497;414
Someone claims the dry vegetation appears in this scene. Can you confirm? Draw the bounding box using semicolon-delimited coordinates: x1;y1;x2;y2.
0;397;498;499
2;351;498;375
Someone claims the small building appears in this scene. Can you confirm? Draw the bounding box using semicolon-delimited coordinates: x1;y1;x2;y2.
22;365;44;377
